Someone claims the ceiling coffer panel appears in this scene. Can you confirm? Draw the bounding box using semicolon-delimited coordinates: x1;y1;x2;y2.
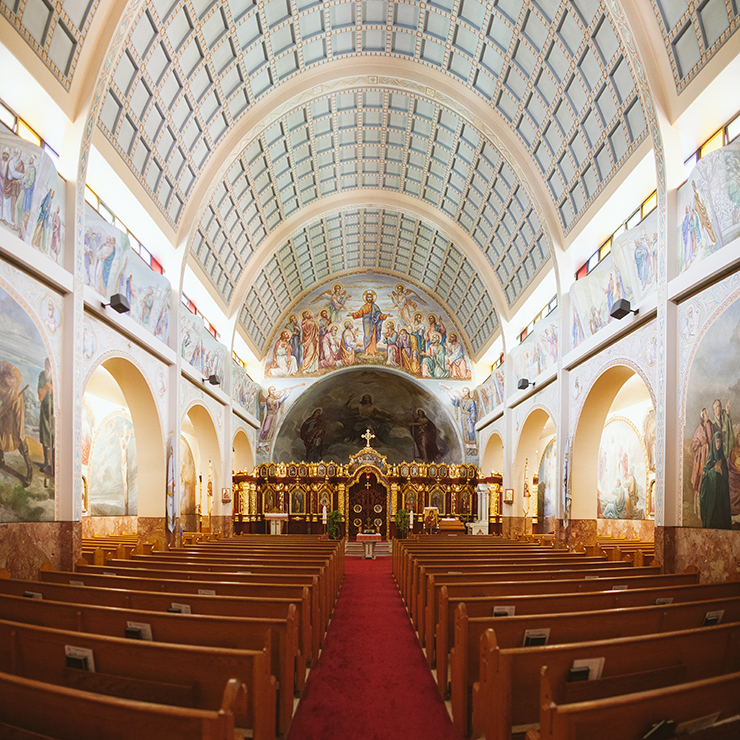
650;0;740;92
238;206;499;357
191;88;548;309
0;0;101;90
101;0;646;231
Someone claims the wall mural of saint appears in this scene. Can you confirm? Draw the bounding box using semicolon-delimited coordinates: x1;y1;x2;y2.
263;275;472;381
0;282;57;522
682;291;740;530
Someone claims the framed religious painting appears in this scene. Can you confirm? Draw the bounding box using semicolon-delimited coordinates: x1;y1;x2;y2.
504;488;514;505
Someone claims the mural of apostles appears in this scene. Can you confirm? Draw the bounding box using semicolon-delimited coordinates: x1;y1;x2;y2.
268;368;464;465
596;416;648;521
682;291;740;530
85;206;171;343
678;140;740;274
0;132;65;263
0;283;57;522
180;304;227;384
264;275;472;381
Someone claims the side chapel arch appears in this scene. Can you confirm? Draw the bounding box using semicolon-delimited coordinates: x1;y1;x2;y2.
181;402;222;531
232;428;253;473
571;364;656;529
512;408;556;529
481;431;504;476
83;355;164;522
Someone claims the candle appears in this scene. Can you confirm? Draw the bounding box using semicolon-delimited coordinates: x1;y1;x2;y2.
409;510;414;529
322;505;327;524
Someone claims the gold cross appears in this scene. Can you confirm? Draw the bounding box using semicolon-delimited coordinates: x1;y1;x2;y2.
361;429;375;447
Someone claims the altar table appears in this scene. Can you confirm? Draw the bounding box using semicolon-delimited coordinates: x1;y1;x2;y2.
356;533;382;559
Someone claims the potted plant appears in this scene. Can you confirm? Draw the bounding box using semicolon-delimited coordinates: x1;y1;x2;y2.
394;508;410;538
327;509;344;540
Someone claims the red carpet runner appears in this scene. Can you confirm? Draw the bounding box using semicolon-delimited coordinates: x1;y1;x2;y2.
287;556;462;740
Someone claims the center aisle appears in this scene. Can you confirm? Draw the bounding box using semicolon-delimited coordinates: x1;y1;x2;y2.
287;556;462;740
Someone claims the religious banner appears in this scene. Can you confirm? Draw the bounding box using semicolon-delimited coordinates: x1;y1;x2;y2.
477;366;505;416
232;360;260;417
570;210;658;349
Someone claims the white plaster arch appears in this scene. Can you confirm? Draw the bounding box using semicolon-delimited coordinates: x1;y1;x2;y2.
569;362;654;520
511;406;556;517
232;427;254;473
83;354;165;518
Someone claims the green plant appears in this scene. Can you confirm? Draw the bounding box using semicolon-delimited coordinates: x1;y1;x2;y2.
394;508;410;537
327;509;344;540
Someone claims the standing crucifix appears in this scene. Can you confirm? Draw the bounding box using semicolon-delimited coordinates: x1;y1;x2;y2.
361;428;375;448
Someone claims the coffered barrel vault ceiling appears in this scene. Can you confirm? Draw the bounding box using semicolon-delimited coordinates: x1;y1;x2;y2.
190;88;549;314
98;0;647;235
0;0;101;89
5;0;737;359
238;206;499;355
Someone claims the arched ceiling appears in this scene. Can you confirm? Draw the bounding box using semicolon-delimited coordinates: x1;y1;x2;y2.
189;88;549;315
8;1;737;360
97;0;648;237
238;205;499;355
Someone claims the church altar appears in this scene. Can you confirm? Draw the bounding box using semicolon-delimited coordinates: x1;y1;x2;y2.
232;430;499;538
356;533;382;559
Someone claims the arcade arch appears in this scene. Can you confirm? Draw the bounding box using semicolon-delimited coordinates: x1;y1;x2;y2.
571;367;656;540
481;432;504;476
180;403;222;535
512;408;556;534
82;357;164;543
232;428;254;473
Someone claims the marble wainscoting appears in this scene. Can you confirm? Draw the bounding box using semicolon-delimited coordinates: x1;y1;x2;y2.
563;519;598;550
501;516;529;540
659;526;740;582
597;518;655;541
81;515;138;538
208;515;234;538
137;517;166;551
542;518;569;548
0;521;81;579
654;526;676;573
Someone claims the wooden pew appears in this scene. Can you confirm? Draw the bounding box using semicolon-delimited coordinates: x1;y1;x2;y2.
451;595;740;736
476;620;740;740
152;543;344;611
401;546;574;606
38;566;319;665
75;560;332;639
410;555;619;628
404;551;611;632
416;561;649;648
0;576;310;693
0;616;276;740
429;571;694;675
436;579;740;705
530;665;740;740
98;555;338;633
0;671;246;740
0;592;298;735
